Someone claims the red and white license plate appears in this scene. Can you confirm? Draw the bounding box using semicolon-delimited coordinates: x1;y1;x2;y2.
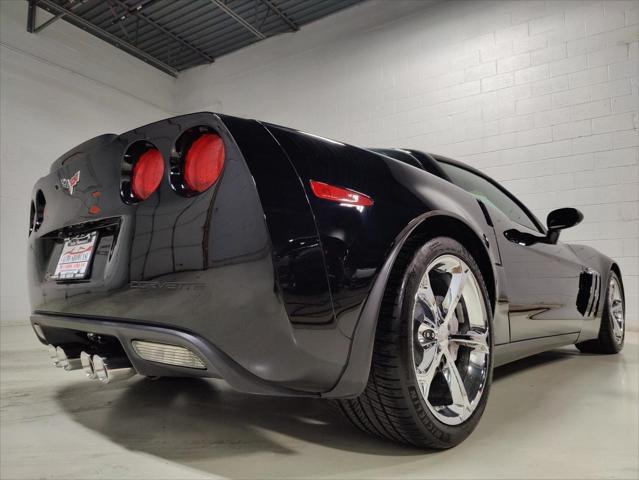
52;232;98;280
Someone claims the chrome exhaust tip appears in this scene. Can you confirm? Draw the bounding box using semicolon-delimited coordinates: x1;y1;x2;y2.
80;351;97;379
48;345;60;367
55;347;82;371
92;355;136;384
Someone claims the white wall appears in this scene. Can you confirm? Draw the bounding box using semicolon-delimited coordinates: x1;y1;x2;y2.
177;0;639;330
0;1;175;324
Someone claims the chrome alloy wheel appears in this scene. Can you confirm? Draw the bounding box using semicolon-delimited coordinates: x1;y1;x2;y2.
609;275;625;344
411;254;490;426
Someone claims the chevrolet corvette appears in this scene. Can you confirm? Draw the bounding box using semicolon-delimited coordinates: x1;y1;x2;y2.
28;112;626;448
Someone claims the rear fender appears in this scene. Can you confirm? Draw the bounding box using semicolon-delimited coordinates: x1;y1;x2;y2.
324;210;496;398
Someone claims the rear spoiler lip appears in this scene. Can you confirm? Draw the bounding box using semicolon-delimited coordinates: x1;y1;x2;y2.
48;112;265;174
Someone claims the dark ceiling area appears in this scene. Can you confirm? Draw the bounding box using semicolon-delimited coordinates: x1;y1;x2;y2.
26;0;365;77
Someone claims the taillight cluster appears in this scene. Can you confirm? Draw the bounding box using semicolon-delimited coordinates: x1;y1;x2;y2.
183;134;225;193
29;201;35;236
131;148;164;201
170;127;225;196
121;141;161;203
29;190;46;235
121;128;225;204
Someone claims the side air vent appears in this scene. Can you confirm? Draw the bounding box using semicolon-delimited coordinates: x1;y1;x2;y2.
477;200;493;227
577;268;601;317
588;272;601;317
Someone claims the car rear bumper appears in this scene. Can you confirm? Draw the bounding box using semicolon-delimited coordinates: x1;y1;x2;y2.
31;312;320;396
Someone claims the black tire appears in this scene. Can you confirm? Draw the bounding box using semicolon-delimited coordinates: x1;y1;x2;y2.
336;236;494;449
576;270;625;354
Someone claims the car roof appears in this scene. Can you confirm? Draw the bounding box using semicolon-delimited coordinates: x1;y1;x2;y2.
374;148;546;233
369;148;451;180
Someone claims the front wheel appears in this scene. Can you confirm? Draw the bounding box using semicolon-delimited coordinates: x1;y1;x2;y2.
337;237;494;449
576;270;625;354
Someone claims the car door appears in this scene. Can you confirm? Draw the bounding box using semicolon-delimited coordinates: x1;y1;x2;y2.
436;160;586;342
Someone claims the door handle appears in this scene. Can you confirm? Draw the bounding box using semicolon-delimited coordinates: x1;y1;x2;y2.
504;229;548;246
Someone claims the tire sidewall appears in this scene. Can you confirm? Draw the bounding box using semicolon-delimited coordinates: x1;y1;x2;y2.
604;270;625;351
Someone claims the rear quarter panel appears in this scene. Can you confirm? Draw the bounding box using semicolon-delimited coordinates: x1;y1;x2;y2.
264;125;505;396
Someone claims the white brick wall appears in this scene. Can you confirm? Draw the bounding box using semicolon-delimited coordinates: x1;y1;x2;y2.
0;1;174;324
178;0;639;329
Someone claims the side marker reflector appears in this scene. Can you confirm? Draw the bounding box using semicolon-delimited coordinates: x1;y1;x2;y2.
309;180;373;207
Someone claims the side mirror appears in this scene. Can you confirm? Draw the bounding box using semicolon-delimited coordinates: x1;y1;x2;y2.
546;208;583;244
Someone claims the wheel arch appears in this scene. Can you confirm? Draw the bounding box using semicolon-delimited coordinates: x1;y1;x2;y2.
610;262;623;287
324;210;497;398
396;214;496;314
609;262;625;307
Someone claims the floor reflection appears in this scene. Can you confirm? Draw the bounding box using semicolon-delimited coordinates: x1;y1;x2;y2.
56;376;424;461
53;345;614;477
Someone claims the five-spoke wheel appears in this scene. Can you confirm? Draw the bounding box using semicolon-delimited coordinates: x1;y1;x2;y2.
337;237;494;448
412;255;490;426
608;274;625;345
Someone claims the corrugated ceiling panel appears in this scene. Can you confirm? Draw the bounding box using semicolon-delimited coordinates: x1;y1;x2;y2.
40;0;367;75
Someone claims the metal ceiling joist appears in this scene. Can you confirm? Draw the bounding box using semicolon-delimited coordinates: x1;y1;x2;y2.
34;12;65;33
32;0;179;77
27;0;66;34
28;1;87;34
209;0;266;40
26;0;37;33
111;0;214;64
260;0;298;31
24;0;364;74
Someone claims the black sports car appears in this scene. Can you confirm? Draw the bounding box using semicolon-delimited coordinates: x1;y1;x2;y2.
28;113;626;448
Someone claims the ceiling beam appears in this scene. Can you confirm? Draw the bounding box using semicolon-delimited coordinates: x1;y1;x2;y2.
259;0;298;31
26;0;37;33
209;0;266;40
28;1;89;34
35;0;178;77
112;0;214;64
34;12;66;33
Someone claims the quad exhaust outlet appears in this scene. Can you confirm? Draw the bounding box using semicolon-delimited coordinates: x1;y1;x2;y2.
91;355;136;384
55;346;82;371
49;346;136;384
81;351;97;379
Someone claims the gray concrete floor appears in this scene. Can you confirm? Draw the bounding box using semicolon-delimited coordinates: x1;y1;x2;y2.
1;324;638;480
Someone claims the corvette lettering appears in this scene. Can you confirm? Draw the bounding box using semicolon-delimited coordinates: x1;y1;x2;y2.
130;281;206;291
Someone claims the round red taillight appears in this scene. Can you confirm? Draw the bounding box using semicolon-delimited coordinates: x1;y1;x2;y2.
131;148;164;200
183;133;225;193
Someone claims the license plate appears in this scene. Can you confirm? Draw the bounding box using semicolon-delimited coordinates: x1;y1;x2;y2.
52;232;98;280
